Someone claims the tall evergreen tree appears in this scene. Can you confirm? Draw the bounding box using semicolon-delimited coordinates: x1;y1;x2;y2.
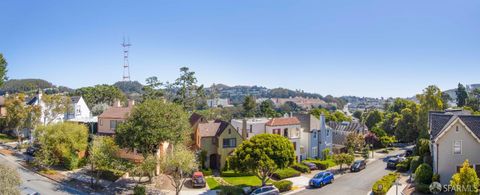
456;83;468;107
0;53;8;87
243;95;257;117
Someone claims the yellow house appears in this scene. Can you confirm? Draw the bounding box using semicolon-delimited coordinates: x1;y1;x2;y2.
197;120;244;170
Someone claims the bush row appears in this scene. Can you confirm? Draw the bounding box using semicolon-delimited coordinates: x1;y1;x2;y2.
303;159;336;170
273;180;293;192
372;173;398;195
272;168;301;180
291;163;310;173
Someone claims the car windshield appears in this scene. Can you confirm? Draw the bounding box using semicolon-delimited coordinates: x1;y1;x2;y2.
314;173;326;179
388;158;398;163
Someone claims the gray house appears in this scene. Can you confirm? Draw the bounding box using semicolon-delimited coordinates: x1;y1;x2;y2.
430;110;480;184
295;113;332;160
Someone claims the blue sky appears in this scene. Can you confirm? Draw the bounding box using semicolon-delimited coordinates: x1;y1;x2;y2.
1;0;480;98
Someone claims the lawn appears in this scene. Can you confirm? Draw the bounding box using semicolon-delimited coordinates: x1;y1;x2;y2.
206;177;220;190
222;175;264;187
0;133;16;143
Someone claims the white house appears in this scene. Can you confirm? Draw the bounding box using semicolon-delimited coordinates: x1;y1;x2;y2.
231;118;269;139
65;96;94;123
27;91;64;125
266;117;303;162
295;113;332;160
206;98;233;108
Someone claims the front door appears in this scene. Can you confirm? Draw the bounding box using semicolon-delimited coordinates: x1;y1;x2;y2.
210;154;219;170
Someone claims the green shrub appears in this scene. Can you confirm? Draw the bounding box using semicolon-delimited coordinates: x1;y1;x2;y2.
415;163;433;185
218;186;244;195
291;163;310;173
202;168;213;176
410;156;422;172
220;170;253;177
273;180;293;192
372;173;398;195
396;158;412;172
63;154;82;170
303;159;336;170
272;168;301;180
415;183;430;194
432;174;440;182
133;185;146;195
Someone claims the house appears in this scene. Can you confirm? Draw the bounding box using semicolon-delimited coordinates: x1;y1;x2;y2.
327;121;368;153
64;96;93;122
295;113;332;160
97;100;134;135
206;98;233;108
231;118;269;139
266;116;303;162
429;109;480;185
197;120;244;170
190;113;208;149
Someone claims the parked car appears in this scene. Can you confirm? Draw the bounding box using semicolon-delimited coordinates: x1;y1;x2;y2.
302;161;318;170
25;146;39;156
250;186;279;195
350;160;366;172
309;171;334;188
191;172;206;188
387;157;403;169
405;148;413;157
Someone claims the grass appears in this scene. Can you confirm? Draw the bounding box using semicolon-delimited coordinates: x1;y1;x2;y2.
0;133;16;143
206;177;220;189
222;175;264;187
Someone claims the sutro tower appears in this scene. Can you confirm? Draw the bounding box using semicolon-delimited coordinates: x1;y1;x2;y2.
121;37;132;81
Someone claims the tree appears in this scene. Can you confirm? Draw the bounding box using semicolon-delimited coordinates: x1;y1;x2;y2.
331;111;351;122
41;94;71;125
0;53;8;87
364;110;383;129
0;164;20;195
173;67;204;111
333;153;354;172
142;76;165;101
380;136;396;148
116;99;190;158
259;100;277;118
242;95;257;117
161;145;198;195
88;136;120;187
395;107;419;143
229;134;295;186
450;160;480;195
442;92;452;109
34;123;89;170
380;112;399;135
456;83;468;107
73;84;126;109
417;85;444;138
345;133;365;152
5;94;40;144
415;163;433;185
352;110;363;121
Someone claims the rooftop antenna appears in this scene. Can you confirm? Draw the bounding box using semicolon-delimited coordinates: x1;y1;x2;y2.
122;37;132;81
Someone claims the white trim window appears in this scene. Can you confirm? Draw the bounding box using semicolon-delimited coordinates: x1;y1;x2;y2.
453;140;462;155
312;147;318;157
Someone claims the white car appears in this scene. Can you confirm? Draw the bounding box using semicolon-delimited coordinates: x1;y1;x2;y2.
250;186;280;195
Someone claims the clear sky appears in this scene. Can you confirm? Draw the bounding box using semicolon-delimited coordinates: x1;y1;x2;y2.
1;0;480;98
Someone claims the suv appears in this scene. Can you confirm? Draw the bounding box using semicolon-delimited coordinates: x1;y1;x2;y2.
191;172;206;188
350;160;366;172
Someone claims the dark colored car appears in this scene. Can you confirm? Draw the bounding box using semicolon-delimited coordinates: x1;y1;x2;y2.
350;160;366;172
405;148;413;157
192;172;206;188
25;146;39;156
387;157;402;169
303;162;318;170
309;171;334;188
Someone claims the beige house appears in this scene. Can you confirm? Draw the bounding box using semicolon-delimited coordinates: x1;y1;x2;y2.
197;120;244;170
430;110;480;184
266;117;303;162
97;100;134;135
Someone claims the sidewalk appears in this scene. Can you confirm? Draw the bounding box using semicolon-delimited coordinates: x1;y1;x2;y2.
386;174;409;195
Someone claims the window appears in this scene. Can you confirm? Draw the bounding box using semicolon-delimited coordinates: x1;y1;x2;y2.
313;132;317;139
327;129;330;136
453;140;462;155
476;165;480;177
250;125;253;133
284;128;289;137
273;128;281;135
228;128;231;134
110;120;118;130
293;142;297;150
312;147;318;157
223;138;236;148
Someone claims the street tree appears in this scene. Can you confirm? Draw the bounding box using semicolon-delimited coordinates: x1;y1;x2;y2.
352;110;363;121
0;164;21;195
416;85;444;138
0;53;8;87
243;95;257;117
333;153;354;172
115;99;190;158
88;136;120;187
456;83;468;107
161;145;198;195
73;84;126;110
229;134;295;186
364;109;383;129
450;160;480;195
5;94;40;144
41;94;71;125
395;107;419;142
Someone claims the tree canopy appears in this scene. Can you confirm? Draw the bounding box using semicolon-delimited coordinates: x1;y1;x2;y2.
243;95;257;117
456;83;468;107
0;53;8;87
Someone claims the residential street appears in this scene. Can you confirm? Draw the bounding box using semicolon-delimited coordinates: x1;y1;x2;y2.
0;148;86;195
295;150;404;195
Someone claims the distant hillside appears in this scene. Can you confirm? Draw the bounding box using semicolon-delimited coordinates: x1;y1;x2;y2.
113;81;144;94
0;79;73;94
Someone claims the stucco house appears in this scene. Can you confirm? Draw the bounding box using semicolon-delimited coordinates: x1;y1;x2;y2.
64;96;93;122
190;113;208;149
97;100;134;135
231;118;269;139
197;120;244;170
295;114;332;160
266;117;303;162
429;109;480;185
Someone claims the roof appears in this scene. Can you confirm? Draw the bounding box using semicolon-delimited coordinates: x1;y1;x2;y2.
266;117;300;126
429;110;480;140
98;106;132;119
27;96;38;105
458;115;480;140
429;113;454;139
189;113;206;127
327;121;368;133
70;96;81;104
198;122;222;137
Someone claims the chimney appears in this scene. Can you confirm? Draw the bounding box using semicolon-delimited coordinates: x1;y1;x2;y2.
320;114;326;130
290;112;293;118
242;119;248;139
128;99;135;107
114;99;122;107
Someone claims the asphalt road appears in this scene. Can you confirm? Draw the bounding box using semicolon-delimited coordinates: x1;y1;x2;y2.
0;151;86;195
295;150;404;195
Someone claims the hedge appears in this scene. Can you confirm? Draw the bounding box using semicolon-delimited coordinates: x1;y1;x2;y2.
303;159;336;170
291;163;310;173
202;169;213;176
218;186;244;195
414;163;433;185
272;168;301;180
372;173;398;195
415;183;430;194
396;157;412;173
133;185;146;195
273;180;293;192
410;156;422;173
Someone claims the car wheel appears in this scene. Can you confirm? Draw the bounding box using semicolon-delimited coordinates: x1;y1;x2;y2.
320;182;324;187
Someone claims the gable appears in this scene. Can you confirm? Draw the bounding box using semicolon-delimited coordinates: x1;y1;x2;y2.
218;124;243;140
435;118;480;144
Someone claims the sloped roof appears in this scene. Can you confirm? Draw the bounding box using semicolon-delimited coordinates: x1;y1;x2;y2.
327;121;368;134
98;106;132;119
429;113;454;139
198;122;222;137
266;117;300;126
70;96;81;104
27;96;38;105
458;115;480;139
189;113;205;127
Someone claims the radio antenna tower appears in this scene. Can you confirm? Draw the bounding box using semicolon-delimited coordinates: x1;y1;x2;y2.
121;37;132;81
